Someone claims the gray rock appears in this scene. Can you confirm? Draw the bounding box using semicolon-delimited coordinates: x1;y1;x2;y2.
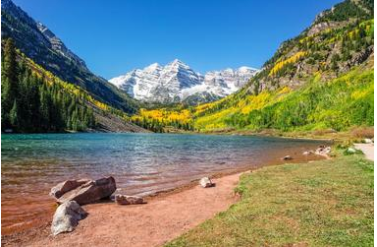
199;177;215;188
51;201;87;236
303;151;314;156
53;177;116;205
282;155;293;161
315;146;331;156
50;179;91;199
346;147;357;154
115;195;144;205
364;138;373;144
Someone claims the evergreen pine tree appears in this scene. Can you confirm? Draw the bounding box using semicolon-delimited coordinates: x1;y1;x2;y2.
9;100;19;130
1;39;19;130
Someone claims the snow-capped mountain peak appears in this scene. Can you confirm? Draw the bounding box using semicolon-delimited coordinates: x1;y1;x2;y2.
144;63;161;72
109;60;259;104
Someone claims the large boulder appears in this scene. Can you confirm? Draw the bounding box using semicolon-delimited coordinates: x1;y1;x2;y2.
50;179;91;199
115;195;144;205
51;201;87;236
51;177;116;205
199;177;215;188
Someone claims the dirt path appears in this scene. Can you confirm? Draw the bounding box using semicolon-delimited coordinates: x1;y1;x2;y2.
16;173;242;247
354;143;374;161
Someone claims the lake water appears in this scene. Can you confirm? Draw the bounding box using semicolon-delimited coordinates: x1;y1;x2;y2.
1;133;326;235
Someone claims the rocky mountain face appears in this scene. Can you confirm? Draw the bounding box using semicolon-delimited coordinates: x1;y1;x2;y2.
1;0;138;113
109;59;259;104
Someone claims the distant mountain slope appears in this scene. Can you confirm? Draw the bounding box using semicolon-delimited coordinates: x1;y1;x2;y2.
245;0;374;95
194;0;374;132
1;38;148;133
131;0;374;133
109;59;258;104
1;0;139;113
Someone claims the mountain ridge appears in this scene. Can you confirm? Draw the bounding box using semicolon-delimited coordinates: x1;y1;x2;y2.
109;59;259;104
1;0;139;113
130;0;374;133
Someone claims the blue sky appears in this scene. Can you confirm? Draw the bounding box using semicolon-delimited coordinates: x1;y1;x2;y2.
13;0;341;79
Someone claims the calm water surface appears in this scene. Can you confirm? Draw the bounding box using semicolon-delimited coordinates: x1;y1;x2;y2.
2;133;325;234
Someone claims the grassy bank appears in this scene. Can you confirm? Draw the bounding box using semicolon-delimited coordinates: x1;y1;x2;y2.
166;151;374;247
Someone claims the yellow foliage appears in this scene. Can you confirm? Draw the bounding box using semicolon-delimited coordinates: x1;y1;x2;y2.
277;86;291;95
134;108;193;125
351;83;374;99
269;51;307;76
240;91;271;114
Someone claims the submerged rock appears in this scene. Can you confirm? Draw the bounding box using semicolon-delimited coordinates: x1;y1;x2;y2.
199;177;215;188
51;201;87;236
51;177;117;205
115;195;144;205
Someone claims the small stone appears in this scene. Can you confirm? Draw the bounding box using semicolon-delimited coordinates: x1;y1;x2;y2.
315;146;331;156
199;177;215;188
323;147;331;154
115;195;144;205
365;138;373;144
303;151;313;155
282;155;293;161
346;147;356;154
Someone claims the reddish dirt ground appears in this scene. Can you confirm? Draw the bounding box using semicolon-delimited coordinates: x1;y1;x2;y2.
3;173;243;247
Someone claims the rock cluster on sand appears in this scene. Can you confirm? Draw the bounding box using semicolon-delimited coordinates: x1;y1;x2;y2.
199;177;215;188
115;195;144;205
50;177;117;205
51;201;88;236
50;176;116;236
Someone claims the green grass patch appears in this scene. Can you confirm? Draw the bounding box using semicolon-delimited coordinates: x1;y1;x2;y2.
165;154;374;247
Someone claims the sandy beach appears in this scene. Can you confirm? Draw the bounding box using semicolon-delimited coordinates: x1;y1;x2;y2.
1;145;329;247
3;172;243;247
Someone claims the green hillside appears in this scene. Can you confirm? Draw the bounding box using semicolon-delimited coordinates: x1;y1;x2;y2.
194;66;373;132
1;38;144;133
132;0;374;135
1;0;140;114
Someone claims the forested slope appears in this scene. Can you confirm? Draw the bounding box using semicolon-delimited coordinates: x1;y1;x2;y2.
131;0;374;134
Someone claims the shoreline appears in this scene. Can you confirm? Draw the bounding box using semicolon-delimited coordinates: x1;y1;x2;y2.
3;173;245;247
2;133;327;237
2;152;326;247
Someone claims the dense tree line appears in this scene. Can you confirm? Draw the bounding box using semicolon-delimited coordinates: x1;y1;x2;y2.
132;117;194;133
1;39;95;133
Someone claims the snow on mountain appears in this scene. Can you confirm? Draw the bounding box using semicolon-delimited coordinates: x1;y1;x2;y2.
109;59;259;104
